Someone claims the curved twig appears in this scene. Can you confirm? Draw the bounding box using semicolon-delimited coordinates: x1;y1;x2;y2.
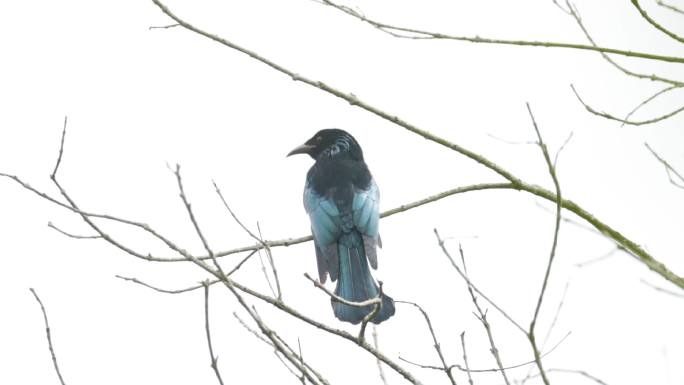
571;84;684;126
30;288;68;385
631;0;684;43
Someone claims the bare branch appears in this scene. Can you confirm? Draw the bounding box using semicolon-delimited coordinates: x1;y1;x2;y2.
434;230;526;334
645;143;684;189
175;165;224;274
458;245;511;385
372;327;389;385
149;23;179;30
214;180;282;299
228;279;423;384
116;275;213;294
640;279;684;299
540;282;570;349
401;332;571;374
223;283;330;385
575;246;623;268
526;103;563;385
631;0;684;43
539;368;610;385
202;282;226;385
553;131;574;168
396;301;457;385
51;117;68;179
622;86;680;126
571;84;684;125
227;249;260;275
564;2;683;86
30;288;68;385
258;223;282;300
148;0;684;289
257;247;278;298
657;0;684;15
460;332;474;385
48;221;102;239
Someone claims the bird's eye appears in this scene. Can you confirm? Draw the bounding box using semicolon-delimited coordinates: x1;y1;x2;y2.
315;136;322;143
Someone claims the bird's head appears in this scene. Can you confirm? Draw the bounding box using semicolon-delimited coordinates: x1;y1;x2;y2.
287;129;363;160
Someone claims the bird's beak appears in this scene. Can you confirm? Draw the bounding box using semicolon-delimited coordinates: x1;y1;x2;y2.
287;143;314;157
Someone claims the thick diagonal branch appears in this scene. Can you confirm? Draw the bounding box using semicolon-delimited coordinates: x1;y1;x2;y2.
149;0;684;290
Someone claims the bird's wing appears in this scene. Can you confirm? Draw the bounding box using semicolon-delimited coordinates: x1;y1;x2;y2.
352;178;381;269
304;184;342;282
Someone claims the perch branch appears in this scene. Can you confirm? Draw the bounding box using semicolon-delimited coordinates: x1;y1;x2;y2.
148;0;684;290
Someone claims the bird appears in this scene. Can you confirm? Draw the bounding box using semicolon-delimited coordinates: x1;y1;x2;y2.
287;128;395;324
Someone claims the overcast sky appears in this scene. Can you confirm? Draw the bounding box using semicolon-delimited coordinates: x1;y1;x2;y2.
1;1;683;384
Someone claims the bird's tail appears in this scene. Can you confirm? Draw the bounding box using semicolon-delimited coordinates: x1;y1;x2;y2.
332;233;395;324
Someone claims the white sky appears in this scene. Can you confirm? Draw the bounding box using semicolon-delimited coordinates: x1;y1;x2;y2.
1;1;683;384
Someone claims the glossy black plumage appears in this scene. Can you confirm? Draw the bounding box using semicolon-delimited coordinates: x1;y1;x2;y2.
288;129;395;324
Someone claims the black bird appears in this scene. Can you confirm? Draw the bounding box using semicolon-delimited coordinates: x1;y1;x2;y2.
288;129;395;324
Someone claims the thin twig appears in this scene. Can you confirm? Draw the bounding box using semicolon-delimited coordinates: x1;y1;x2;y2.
51;117;68;179
258;222;282;300
372;326;389;385
622;86;680;125
149;23;179;30
257;247;278;298
571;84;684;125
537;368;609;385
526;103;562;385
223;283;330;385
396;301;457;385
48;222;102;239
631;0;684;43
657;0;684;15
541;282;570;349
214;181;282;298
460;332;474;385
238;312;306;379
458;245;510;385
114;253;258;296
400;332;571;374
575;246;624;268
297;339;306;385
227;249;260;275
30;288;67;385
645;143;684;189
175;165;224;274
553;131;574;168
434;230;526;334
202;282;226;385
116;275;215;294
640;279;684;298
